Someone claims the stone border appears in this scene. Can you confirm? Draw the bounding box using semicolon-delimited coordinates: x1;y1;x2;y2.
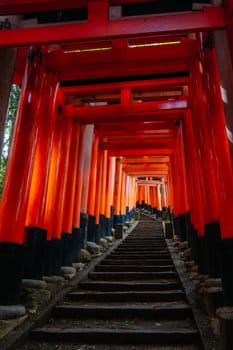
166;238;219;350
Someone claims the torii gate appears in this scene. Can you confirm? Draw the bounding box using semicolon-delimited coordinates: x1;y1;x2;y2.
0;0;233;320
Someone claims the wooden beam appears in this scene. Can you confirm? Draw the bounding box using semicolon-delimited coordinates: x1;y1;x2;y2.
0;7;225;47
64;99;187;122
108;148;175;156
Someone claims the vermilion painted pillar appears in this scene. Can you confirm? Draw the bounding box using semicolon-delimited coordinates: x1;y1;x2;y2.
172;125;189;216
131;177;137;214
201;33;233;304
72;125;94;251
152;186;158;209
86;129;99;242
189;44;224;276
25;74;58;228
24;71;58;280
62;121;80;234
80;126;94;215
94;149;104;243
0;46;45;305
87;130;99;217
160;184;166;209
72;125;94;229
214;29;233;166
105;156;116;234
43;106;72;274
182;108;207;273
120;170;126;223
157;185;162;210
61;120;81;266
182;110;204;237
166;169;174;211
43;90;66;240
201;34;233;237
125;174;134;220
113;157;122;224
99;149;108;237
191;57;219;227
171;124;189;242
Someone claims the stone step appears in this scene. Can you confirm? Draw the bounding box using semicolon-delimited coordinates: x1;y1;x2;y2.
112;247;168;251
66;290;185;302
122;236;167;242
94;264;175;272
54;302;192;319
110;252;171;259
79;280;180;291
88;271;177;280
115;248;169;252
30;327;200;345
102;258;173;265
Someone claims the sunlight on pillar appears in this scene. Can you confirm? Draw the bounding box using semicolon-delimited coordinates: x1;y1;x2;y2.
226;126;233;144
220;84;228;104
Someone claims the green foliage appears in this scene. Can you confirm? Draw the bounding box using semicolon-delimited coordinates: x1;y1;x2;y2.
0;84;20;197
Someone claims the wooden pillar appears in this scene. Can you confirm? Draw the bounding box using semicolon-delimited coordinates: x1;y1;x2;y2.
214;30;233;165
104;156;116;234
72;125;94;228
114;157;124;224
62;121;80;233
43;91;69;240
0;46;46;244
94;150;104;226
201;32;233;303
182;109;204;237
201;33;233;239
105;157;116;217
0;46;45;305
86;129;99;241
157;184;162;210
25;73;58;228
99;149;108;237
172;124;189;216
120;170;126;222
87;130;99;217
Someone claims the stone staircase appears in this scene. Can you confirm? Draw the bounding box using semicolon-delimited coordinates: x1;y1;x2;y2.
17;216;204;349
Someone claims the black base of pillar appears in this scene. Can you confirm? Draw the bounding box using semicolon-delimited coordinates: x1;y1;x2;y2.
185;212;192;247
87;215;96;242
72;228;84;262
129;208;135;221
221;238;233;306
44;240;53;276
99;214;106;238
51;238;63;275
178;213;187;241
24;226;47;280
189;226;199;265
61;232;73;266
114;214;121;225
105;218;111;236
204;221;222;278
95;224;101;244
0;242;25;305
174;216;180;236
197;236;208;275
80;213;88;248
125;206;130;221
